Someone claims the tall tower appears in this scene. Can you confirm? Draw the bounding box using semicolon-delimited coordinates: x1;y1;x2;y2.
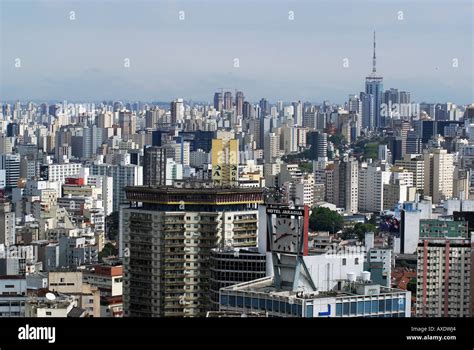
364;31;384;130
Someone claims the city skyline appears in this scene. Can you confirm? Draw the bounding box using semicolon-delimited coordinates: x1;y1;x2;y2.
1;0;473;104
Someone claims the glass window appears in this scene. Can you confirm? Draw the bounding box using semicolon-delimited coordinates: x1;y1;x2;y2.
280;301;286;314
291;304;298;315
336;303;342;316
221;295;228;306
365;300;371;314
266;299;272;311
297;304;302;316
245;297;251;308
306;305;313;318
342;258;347;266
393;312;399;318
386;299;392;312
350;302;357;315
379;300;385;312
286;302;292;314
236;296;243;307
258;298;265;309
357;301;364;315
343;302;350;315
392;298;398;311
252;298;258;309
399;298;405;311
371;300;378;313
229;295;236;306
274;300;280;312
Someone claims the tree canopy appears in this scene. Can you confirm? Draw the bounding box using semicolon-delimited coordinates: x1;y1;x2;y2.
309;207;343;233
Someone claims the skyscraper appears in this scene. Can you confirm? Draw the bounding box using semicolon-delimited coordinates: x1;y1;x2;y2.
259;98;269;118
213;92;223;112
118;111;136;138
235;91;244;117
143;146;167;187
223;91;233;110
0;154;20;189
170;98;184;124
122;185;263;317
423;148;454;203
416;219;473;317
363;32;384;130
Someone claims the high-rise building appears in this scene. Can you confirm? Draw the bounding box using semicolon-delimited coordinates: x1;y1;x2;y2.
213;92;223;112
242;101;252;119
363;32;384;129
235;91;244;117
170;98;184;124
325;159;358;213
395;154;425;193
145;109;162;129
223;91;233;111
91;163;143;212
423;148;454;203
348;94;362;115
358;162;391;213
292;101;303;126
307;131;328;160
259;98;269;118
122;185;263;317
96;112;113;129
118;111;136;138
211;137;239;187
143;146;166;187
416;219;473;317
0;200;15;247
406;131;422;155
82;126;104;159
393;120;411;156
264;133;280;163
209;247;266;310
0;154;20;189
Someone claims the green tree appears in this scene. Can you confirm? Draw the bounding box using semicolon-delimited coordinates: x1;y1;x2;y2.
309;207;343;233
299;161;313;173
99;242;118;261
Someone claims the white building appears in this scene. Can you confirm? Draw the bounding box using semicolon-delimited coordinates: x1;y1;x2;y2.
47;162;82;184
358;162;391;212
86;175;114;216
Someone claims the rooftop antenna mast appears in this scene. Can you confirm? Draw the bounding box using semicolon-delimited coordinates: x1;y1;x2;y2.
372;31;377;73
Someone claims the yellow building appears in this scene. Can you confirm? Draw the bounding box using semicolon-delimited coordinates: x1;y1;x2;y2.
212;138;238;187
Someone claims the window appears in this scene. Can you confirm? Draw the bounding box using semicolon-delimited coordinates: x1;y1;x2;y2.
342;258;347;266
306;305;313;317
355;258;359;265
252;298;258;309
379;300;385;312
386;299;392;312
336;303;342;316
372;300;379;313
266;299;272;311
350;302;357;315
46;312;52;316
357;301;364;315
343;302;350;315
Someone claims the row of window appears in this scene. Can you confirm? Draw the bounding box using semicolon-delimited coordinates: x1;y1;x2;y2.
221;294;302;316
335;298;406;316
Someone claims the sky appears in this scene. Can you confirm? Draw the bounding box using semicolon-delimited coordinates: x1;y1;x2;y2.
0;0;473;104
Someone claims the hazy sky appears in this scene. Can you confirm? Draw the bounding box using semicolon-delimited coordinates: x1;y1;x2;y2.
1;0;473;104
